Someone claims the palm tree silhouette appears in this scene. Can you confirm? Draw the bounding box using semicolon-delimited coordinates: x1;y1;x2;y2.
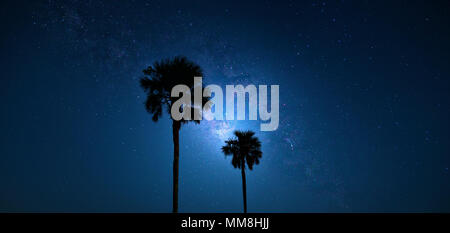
222;130;262;213
139;56;208;213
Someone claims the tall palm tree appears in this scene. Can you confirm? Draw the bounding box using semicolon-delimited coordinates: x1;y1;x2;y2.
222;130;262;213
140;56;208;213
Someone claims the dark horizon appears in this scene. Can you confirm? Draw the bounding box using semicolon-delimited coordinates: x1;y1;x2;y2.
0;0;449;212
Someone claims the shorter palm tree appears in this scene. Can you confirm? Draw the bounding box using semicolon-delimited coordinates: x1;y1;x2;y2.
222;130;262;213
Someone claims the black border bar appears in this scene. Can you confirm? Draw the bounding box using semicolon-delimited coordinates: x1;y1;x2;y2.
1;213;448;232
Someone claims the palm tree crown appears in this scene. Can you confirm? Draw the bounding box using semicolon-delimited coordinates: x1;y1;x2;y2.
140;56;203;123
222;130;262;170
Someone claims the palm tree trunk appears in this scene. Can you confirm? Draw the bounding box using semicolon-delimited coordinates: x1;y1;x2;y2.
172;120;180;213
241;165;247;213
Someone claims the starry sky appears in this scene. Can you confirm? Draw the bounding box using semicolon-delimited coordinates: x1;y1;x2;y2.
1;0;449;212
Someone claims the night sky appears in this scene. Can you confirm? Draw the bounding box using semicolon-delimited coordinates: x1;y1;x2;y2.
1;0;449;212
